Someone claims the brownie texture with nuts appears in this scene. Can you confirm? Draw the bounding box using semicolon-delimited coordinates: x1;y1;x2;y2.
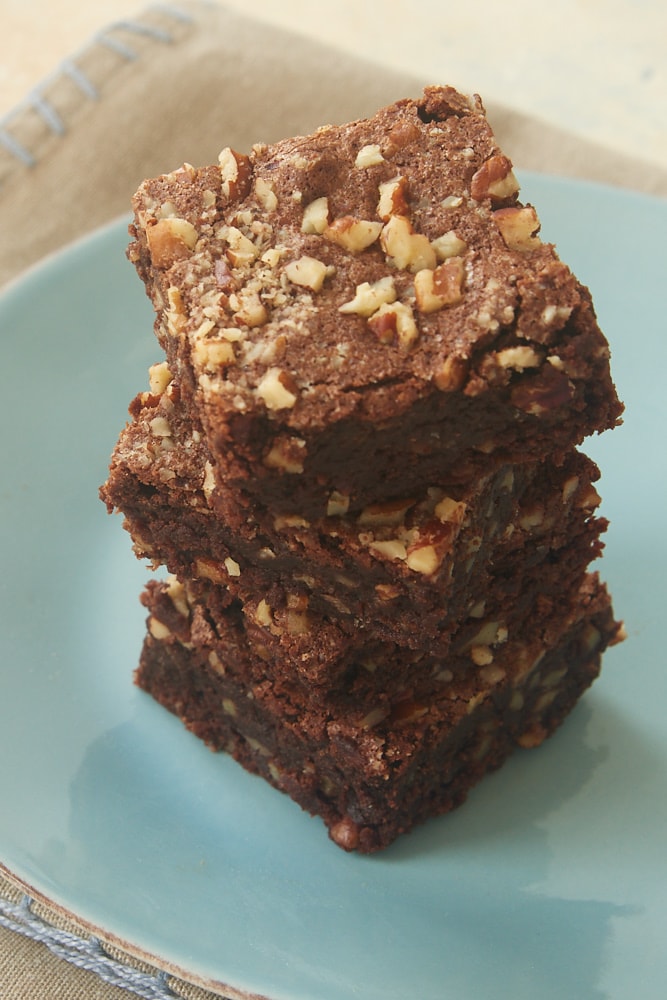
127;86;622;518
137;572;623;853
100;371;608;656
102;84;624;852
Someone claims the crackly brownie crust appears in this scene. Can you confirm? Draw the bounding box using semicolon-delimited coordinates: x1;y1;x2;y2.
137;573;623;853
101;84;625;854
127;86;622;517
101;373;607;651
143;535;604;708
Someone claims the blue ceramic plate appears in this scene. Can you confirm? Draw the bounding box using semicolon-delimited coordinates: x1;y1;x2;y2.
1;175;666;1000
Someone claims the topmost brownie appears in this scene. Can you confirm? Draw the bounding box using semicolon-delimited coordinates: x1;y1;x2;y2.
128;86;622;517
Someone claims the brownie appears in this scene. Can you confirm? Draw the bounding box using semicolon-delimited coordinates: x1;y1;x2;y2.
137;573;623;853
144;526;604;709
102;84;624;853
100;372;607;651
127;86;622;518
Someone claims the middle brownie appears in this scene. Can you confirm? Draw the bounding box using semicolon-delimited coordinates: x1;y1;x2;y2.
101;371;607;661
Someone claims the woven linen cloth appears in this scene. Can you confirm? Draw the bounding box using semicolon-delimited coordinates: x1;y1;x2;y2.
1;0;666;288
1;2;665;998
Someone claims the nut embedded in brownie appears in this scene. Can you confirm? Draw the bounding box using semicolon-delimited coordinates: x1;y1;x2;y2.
100;371;608;656
136;573;623;853
101;84;624;852
127;86;622;518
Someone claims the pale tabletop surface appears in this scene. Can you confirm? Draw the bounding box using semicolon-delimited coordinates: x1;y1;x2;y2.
1;2;665;998
2;0;666;170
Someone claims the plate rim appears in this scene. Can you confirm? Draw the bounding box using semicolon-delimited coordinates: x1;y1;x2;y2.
1;171;666;1000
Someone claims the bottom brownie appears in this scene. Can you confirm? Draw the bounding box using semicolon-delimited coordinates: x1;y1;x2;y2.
136;574;622;853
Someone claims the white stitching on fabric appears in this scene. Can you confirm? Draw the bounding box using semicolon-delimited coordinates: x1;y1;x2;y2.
0;893;185;1000
95;31;141;61
0;4;196;171
29;93;66;136
61;58;100;100
0;129;36;167
95;6;197;57
128;2;199;28
152;3;199;22
105;20;178;45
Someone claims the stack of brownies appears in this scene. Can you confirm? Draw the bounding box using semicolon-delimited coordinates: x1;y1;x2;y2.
101;86;624;853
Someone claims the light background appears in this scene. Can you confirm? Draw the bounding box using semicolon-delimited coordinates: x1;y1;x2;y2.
2;0;665;170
